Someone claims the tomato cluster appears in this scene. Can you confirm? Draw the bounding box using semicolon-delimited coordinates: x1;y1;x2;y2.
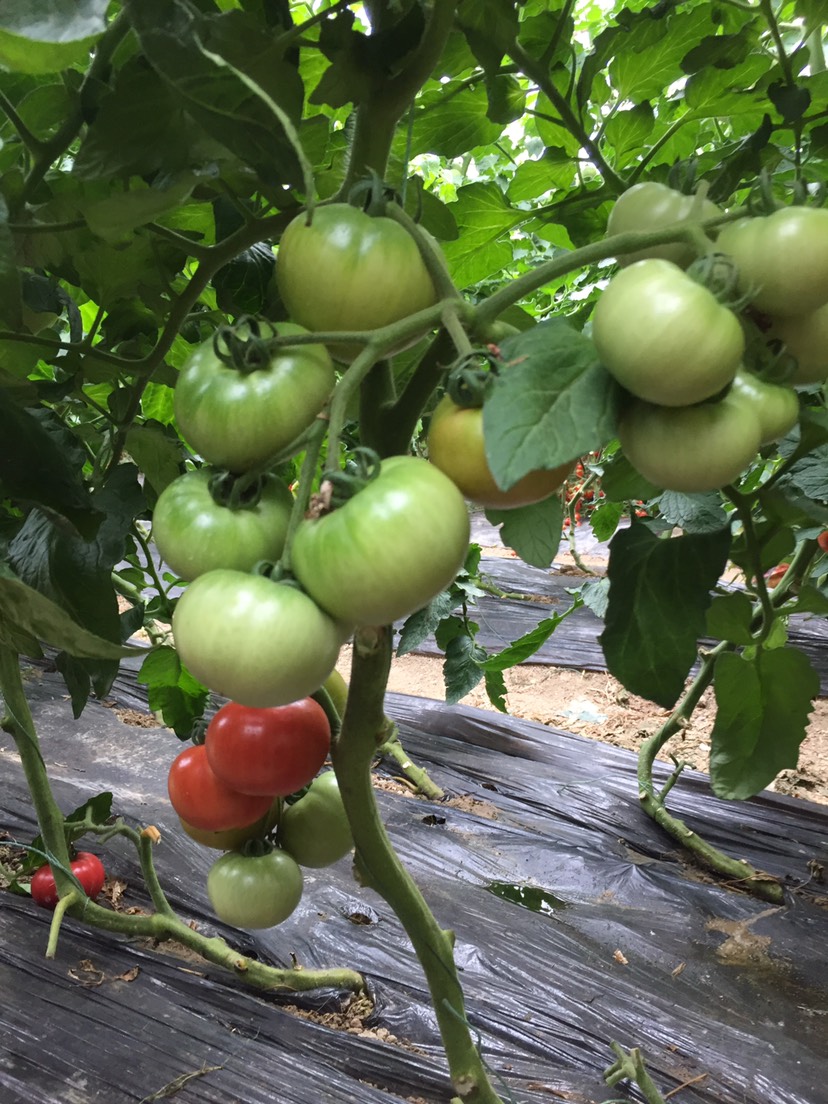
168;696;354;929
596;187;811;493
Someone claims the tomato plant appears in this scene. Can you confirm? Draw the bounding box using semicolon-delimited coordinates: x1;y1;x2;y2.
427;394;572;508
172;570;345;708
205;699;331;797
152;470;293;581
766;302;828;385
717;207;828;318
174;322;335;473
30;852;106;910
167;744;275;831
619;390;762;493
177;804;278;851
729;371;799;445
592;259;744;406
276;203;436;356
279;771;354;868
207;848;304;929
607;182;720;268
291;456;470;626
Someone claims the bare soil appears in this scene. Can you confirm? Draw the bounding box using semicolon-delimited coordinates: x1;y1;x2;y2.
337;546;828;807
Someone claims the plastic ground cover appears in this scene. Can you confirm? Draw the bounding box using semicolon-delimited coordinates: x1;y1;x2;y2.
1;656;826;1104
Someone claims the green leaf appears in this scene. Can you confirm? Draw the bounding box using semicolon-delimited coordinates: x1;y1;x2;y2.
600;452;659;503
483;669;508;713
485;73;526;125
124;424;183;497
710;648;819;799
0;193;22;330
604;103;654;165
137;646;208;738
0;564;143;660
705;591;755;645
579;576;610;618
484;321;620;487
783;445;828;501
479;598;582;673
0;0;107;75
441;182;524;288
443;630;486;703
609;7;713;103
81;175;197;241
507;149;575;203
397;590;455;657
600;523;732;707
213;240;275;316
485;496;563;569
410;86;505;160
656;491;729;534
589;501;625;543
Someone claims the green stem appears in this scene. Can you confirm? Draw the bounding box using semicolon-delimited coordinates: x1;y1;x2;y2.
604;1043;668;1104
760;0;796;87
376;726;445;801
333;627;503;1104
0;90;43;154
279;417;328;573
385;202;461;303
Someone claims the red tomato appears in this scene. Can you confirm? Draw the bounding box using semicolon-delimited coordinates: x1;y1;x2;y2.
167;744;274;831
765;563;789;589
205;699;331;797
30;852;106;910
818;531;828;552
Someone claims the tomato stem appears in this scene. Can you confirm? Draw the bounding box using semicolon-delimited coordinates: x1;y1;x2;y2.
45;891;80;959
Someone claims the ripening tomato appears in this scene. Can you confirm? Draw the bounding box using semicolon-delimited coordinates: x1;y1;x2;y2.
30;852;106;910
717;207;828;317
817;531;828;552
205;699;331;797
592;259;744;406
152;470;293;581
607;182;721;268
427;394;573;508
207;848;303;929
167;743;275;831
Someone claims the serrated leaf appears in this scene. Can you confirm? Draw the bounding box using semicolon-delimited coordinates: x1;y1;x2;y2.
609;7;713;103
137;645;208;737
657;491;729;534
507;149;574;203
579;576;610;618
480;598;582;673
440;181;523;289
589;500;625;543
600;453;660;503
784;445;828;501
410;85;505;160
397;590;455;657
705;591;755;645
124;424;182;497
443;630;486;703
604;103;654;164
485;496;563;569
600;523;732;707
710;648;819;799
484;669;508;713
484;321;621;488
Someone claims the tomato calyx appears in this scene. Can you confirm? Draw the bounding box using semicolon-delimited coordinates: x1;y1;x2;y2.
211;317;284;376
207;469;268;511
444;351;499;409
347;170;400;218
686;252;749;310
309;447;382;514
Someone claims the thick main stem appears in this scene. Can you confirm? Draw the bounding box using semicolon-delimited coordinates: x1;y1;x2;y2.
333;627;504;1104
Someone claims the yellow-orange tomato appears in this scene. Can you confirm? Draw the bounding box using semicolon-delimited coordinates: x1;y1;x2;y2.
427;395;572;509
178;798;280;851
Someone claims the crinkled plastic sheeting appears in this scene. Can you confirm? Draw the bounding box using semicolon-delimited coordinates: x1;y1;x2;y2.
1;664;826;1104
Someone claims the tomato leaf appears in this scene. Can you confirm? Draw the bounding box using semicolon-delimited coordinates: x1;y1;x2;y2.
443;630;486;704
657;491;729;534
0;0;107;76
600;522;732;707
589;500;625;543
485;496;564;569
710;647;819;799
484;669;508;713
397;590;455;657
137;645;209;738
484;321;621;488
479;598;582;672
600;452;660;503
705;591;755;645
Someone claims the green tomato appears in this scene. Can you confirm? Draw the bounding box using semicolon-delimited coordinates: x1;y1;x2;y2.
291;456;470;626
152;470;293;581
174;322;335;472
766;303;828;385
607;182;721;268
619;390;762;493
207;848;303;929
717;207;828;317
729;370;799;445
279;771;354;868
275;204;437;358
592;259;744;406
172;570;343;707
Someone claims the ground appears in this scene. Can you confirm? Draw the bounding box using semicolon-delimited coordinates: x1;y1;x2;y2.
336;543;828;807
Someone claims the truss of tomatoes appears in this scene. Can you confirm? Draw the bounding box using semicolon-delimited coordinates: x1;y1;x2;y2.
167;697;355;930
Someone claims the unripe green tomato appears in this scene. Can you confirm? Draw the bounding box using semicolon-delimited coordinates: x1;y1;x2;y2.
207;848;303;929
279;771;354;868
619;390;762;493
427;395;572;508
152;470;293;581
766;303;828;385
717;207;828;317
592;259;744;406
729;370;799;445
607;182;721;268
321;669;349;720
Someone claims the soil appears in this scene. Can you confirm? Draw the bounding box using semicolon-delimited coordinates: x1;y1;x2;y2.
336;545;828;807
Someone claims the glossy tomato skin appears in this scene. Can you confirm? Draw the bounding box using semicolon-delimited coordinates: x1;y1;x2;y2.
174;322;335;472
321;669;348;720
619;390;762;493
276;204;437;354
607;182;720;268
817;531;828;552
152;470;293;581
729;370;799;445
592;259;744;406
30;852;106;910
172;570;343;708
427;395;572;508
717;207;828;317
766;302;828;385
205;699;331;797
178;804;278;851
168;744;274;831
207;848;303;929
291;456;470;626
279;771;353;868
